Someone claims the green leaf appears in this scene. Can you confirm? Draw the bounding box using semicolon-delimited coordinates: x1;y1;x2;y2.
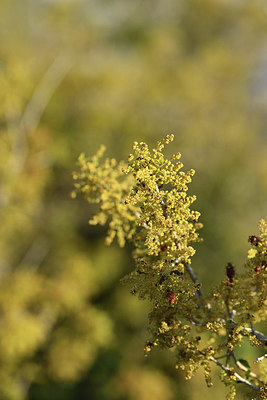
238;359;250;369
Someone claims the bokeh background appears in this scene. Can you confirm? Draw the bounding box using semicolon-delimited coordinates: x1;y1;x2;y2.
0;0;266;399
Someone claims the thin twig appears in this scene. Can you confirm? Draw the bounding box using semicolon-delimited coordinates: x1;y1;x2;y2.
20;53;73;135
230;352;263;383
185;263;203;298
241;328;267;346
254;354;267;363
215;354;228;360
189;317;207;327
0;54;73;215
224;291;235;368
209;356;260;392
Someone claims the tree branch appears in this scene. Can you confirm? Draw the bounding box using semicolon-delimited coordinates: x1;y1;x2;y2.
209;356;260;392
230;351;263;382
185;263;203;298
241;328;267;346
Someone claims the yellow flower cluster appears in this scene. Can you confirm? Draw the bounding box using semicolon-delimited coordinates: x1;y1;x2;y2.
73;136;267;399
124;135;202;261
72;146;137;247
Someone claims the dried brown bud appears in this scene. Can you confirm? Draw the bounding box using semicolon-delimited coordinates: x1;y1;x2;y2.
226;262;235;283
249;235;261;246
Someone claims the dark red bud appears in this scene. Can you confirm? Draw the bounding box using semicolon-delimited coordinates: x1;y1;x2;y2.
160;244;167;252
226;263;235;283
166;292;177;305
249;235;261;246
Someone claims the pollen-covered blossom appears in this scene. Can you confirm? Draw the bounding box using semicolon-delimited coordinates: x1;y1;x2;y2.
73;136;267;399
72;146;138;247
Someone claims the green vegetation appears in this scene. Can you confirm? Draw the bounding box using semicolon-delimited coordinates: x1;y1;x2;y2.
0;0;266;399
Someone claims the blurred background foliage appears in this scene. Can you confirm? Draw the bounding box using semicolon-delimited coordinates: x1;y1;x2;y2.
0;0;266;399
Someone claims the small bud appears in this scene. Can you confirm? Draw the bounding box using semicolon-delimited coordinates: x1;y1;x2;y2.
145;341;153;354
160;243;167;252
249;235;261;246
253;261;266;273
166;292;177;305
226;263;235;283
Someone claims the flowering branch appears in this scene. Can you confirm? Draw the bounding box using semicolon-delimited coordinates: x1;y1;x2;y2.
241;328;267;346
73;135;267;399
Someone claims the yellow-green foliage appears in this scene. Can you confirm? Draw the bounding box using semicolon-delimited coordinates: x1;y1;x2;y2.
74;135;267;399
1;1;266;399
0;63;115;399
